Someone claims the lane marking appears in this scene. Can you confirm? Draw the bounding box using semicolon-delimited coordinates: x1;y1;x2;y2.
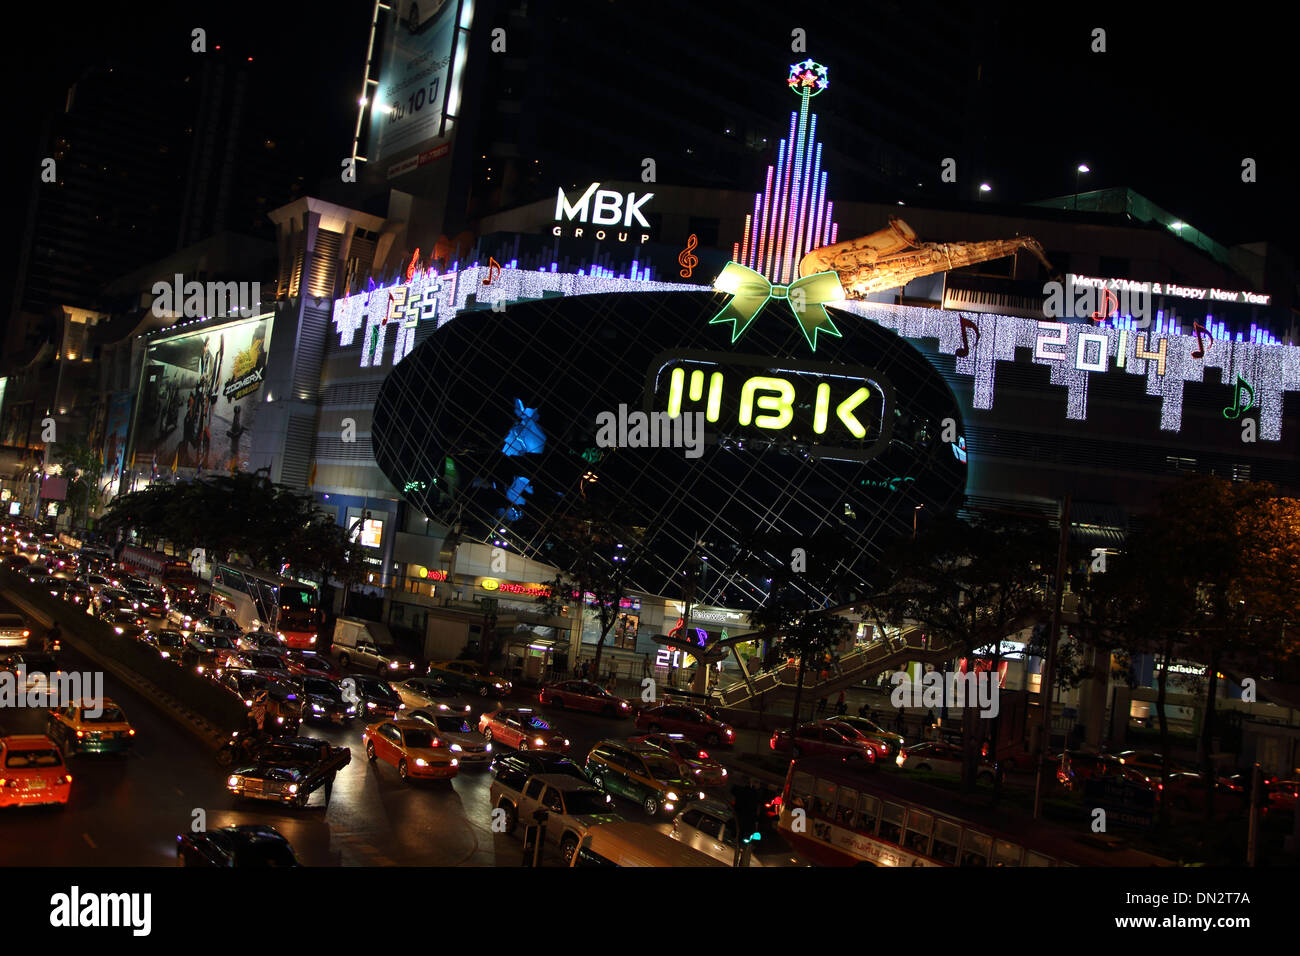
83;833;97;849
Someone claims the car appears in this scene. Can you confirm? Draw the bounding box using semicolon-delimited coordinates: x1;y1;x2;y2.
58;581;94;609
827;714;906;755
539;680;632;717
0;734;72;808
283;652;343;682
897;741;996;783
126;585;167;618
1112;750;1183;775
95;588;136;618
349;675;405;719
2;555;28;572
392;675;468;710
586;739;705;817
668;798;758;866
628;733;728;787
183;631;241;671
478;708;570;753
406;706;492;763
1160;771;1247;815
1264;780;1298;815
0;613;31;649
239;651;292;674
143;628;186;663
236;631;289;654
427;659;513;697
771;721;878;762
46;700;136;755
298;676;359;725
104;607;147;639
177;824;300;867
490;750;590;790
194;615;244;638
489;772;623;864
0;653;61;696
635;703;735;746
1053;752;1150;790
364;719;459;781
226;736;350;807
332;618;417;675
21;565;52;586
168;600;209;628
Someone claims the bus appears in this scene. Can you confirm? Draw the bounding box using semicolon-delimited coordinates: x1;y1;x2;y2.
777;756;1174;867
119;546;196;591
210;564;321;649
571;822;730;867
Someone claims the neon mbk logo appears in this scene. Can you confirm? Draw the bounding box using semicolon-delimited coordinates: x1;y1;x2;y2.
647;350;893;463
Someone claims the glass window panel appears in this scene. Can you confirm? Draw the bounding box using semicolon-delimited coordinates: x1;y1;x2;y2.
878;802;905;844
1025;851;1054;867
932;820;961;865
994;841;1024;867
960;830;992;867
856;793;879;834
811;778;837;818
904;810;933;856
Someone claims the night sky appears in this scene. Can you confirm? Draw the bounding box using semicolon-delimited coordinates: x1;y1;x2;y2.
2;0;1293;317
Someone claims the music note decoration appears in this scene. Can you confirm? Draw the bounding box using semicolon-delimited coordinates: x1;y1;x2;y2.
482;256;502;286
1223;374;1255;420
955;315;980;358
1191;321;1211;360
1091;288;1119;324
679;234;699;278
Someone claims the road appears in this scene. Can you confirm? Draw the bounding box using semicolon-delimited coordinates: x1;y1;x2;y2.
0;593;773;866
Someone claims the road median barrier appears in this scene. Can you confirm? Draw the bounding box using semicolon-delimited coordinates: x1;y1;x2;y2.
1;571;245;749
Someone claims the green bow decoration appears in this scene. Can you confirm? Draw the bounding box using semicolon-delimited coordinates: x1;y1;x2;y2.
710;262;846;352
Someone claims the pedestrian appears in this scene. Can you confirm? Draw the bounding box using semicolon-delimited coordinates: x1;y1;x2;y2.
836;690;847;715
858;701;869;718
44;622;62;655
816;695;828;715
641;653;650;678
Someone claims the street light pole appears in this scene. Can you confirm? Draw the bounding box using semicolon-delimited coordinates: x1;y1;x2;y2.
1074;164;1090;211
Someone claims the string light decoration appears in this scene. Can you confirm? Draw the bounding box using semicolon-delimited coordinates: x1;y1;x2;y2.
331;266;709;367
833;301;1300;440
733;61;838;286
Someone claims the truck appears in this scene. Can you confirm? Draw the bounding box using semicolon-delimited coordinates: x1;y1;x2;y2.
331;617;416;675
489;772;624;865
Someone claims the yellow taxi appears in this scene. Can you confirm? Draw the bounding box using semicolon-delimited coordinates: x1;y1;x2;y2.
0;734;72;808
46;699;136;755
363;719;459;782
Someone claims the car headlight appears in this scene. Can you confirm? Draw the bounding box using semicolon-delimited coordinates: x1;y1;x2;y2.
287;784;299;794
666;791;679;801
227;776;240;787
414;758;428;767
721;768;728;777
366;701;376;709
494;682;503;689
535;737;546;746
114;626;124;635
389;661;400;669
450;744;463;752
311;703;324;713
450;758;458;767
564;739;570;747
485;743;492;752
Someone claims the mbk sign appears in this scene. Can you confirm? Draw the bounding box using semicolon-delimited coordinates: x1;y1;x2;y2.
553;182;653;243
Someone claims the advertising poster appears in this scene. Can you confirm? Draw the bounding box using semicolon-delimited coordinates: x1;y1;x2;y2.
368;0;458;165
131;314;274;476
99;391;133;497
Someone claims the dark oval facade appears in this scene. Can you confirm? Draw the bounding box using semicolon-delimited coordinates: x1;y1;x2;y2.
372;290;968;607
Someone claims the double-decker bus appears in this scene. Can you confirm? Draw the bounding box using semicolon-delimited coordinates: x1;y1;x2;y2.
778;756;1174;867
119;546;196;591
210;564;321;649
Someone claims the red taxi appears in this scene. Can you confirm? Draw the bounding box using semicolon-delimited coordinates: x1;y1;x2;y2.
635;703;734;747
539;680;632;718
478;708;570;753
0;735;73;808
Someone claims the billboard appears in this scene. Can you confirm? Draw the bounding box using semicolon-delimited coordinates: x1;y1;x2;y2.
131;314;274;476
100;391;133;497
368;0;459;169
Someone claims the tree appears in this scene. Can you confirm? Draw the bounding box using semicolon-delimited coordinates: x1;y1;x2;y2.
741;531;859;740
539;503;648;677
861;513;1056;794
55;443;104;528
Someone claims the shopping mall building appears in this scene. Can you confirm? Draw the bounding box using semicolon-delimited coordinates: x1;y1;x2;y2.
2;25;1298;761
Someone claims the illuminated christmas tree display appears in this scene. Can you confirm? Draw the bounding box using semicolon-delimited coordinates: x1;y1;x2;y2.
732;60;839;284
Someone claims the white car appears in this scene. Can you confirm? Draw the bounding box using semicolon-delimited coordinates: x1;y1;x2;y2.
393;676;471;712
666;799;760;867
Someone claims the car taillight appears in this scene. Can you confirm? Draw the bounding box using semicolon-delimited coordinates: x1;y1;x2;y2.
64;774;72;784
76;731;84;738
698;750;709;759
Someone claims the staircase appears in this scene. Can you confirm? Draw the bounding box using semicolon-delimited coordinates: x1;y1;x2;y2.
716;591;1080;710
716;628;961;709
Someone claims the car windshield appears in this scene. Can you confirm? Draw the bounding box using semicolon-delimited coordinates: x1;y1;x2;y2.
643;757;681;779
303;678;336;696
85;706;127;723
564;790;612;815
356;679;398;701
4;748;62;768
436;716;471;733
210;635;236;649
402;729;438;749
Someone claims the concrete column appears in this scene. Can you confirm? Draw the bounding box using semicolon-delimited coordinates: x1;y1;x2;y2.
1081;643;1110;750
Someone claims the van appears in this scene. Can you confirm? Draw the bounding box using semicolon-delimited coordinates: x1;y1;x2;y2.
332;617;416;676
570;821;729;867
